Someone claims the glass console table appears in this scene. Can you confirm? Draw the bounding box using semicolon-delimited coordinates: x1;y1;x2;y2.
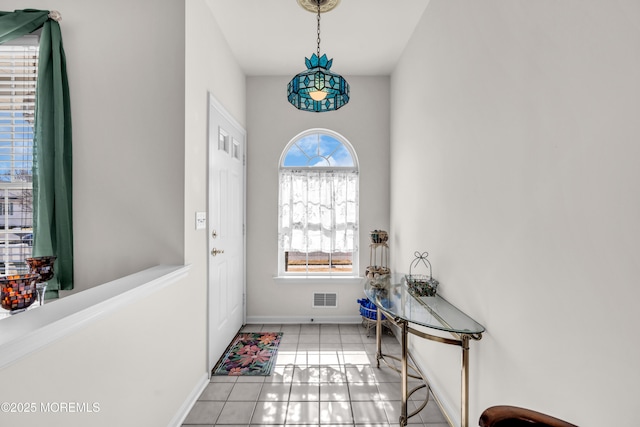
363;274;485;427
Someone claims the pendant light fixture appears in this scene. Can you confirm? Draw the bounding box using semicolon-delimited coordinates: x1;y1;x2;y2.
287;0;350;112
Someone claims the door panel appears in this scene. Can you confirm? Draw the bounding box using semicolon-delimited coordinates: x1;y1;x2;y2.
208;94;246;371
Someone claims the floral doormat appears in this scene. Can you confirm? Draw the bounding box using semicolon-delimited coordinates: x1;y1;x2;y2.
212;332;283;376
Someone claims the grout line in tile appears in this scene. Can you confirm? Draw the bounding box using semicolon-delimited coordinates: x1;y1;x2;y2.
184;323;446;426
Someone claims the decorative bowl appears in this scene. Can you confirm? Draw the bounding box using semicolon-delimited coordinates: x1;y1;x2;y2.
26;256;57;282
0;274;41;312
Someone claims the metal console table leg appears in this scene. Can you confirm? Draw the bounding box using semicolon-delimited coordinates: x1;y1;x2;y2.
374;306;481;427
376;308;383;368
364;275;485;427
400;319;409;426
404;326;482;427
374;309;429;426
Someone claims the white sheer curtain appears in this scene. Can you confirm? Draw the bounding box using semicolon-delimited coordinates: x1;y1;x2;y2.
279;169;358;254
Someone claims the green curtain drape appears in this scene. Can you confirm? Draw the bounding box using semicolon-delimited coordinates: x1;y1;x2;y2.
0;9;73;298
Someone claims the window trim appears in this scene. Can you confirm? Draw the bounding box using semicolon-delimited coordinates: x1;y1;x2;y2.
277;128;360;278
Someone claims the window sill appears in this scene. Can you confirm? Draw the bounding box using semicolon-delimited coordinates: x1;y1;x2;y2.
273;276;365;285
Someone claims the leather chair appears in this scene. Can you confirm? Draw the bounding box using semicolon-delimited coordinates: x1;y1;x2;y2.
479;405;578;427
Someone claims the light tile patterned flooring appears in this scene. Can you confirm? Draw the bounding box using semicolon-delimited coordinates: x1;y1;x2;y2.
182;323;449;426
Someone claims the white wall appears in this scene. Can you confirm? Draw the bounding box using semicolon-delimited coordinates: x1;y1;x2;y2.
2;0;186;292
391;1;640;426
246;76;390;322
184;0;247;363
0;1;233;425
185;0;246;275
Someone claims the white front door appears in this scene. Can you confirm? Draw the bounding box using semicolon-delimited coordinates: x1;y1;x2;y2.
207;93;246;371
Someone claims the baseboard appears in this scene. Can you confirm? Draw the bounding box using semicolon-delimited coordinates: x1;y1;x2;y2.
168;372;209;427
246;315;362;324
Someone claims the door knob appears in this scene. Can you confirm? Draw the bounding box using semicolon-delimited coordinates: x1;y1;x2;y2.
211;248;225;256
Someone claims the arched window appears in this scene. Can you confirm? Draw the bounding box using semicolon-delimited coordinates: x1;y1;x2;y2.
278;129;359;276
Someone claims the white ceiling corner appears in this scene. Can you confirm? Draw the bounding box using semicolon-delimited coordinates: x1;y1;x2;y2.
204;0;431;76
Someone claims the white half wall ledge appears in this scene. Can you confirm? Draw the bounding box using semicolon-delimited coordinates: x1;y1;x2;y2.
246;315;362;324
0;264;191;370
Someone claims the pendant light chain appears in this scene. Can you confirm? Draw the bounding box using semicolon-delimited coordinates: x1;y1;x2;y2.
287;0;350;112
316;0;321;57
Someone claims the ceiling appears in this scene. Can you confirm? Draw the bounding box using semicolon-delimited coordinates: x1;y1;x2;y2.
205;0;431;76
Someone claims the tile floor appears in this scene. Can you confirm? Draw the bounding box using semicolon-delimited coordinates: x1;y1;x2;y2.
181;323;449;426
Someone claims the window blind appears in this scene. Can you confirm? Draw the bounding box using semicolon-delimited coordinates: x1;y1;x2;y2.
0;35;39;273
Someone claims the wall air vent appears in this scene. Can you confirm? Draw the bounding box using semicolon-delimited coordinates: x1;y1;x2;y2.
313;292;338;308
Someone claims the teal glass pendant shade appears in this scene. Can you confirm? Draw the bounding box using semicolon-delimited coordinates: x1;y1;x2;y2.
287;53;350;112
